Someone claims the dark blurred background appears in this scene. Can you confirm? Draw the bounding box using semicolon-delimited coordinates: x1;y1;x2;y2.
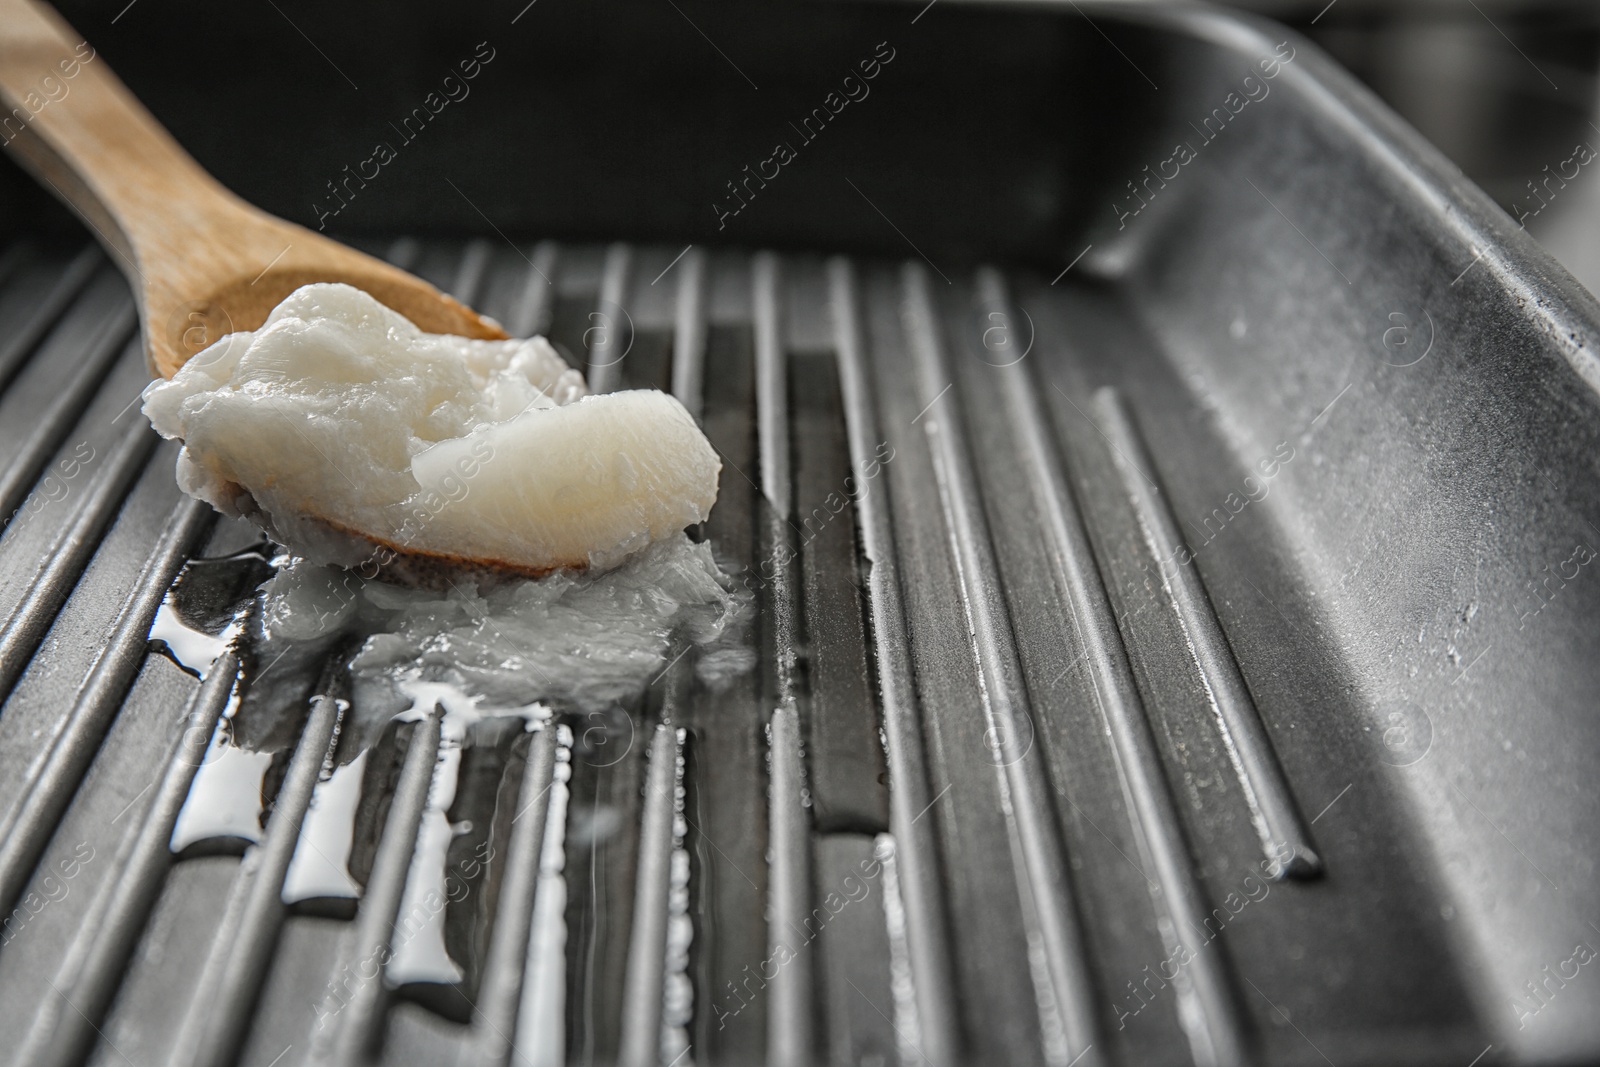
4;0;1599;292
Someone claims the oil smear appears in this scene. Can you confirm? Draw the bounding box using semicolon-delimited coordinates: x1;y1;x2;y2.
161;548;277;852
169;690;272;851
517;726;573;1067
389;734;467;985
149;548;274;678
385;682;550;987
281;751;367;903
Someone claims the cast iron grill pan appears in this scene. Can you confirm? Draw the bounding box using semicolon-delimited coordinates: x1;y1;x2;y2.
0;4;1598;1066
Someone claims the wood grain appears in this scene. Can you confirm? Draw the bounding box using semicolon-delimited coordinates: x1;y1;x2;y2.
0;0;506;379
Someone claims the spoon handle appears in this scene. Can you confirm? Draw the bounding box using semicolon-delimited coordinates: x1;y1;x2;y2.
0;0;503;380
0;0;226;277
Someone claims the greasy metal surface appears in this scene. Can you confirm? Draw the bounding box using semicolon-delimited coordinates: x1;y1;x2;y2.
0;3;1596;1066
0;225;1568;1066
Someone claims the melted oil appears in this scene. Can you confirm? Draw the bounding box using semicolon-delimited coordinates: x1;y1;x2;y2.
148;548;274;678
517;727;573;1067
280;752;367;904
169;693;271;852
167;537;746;995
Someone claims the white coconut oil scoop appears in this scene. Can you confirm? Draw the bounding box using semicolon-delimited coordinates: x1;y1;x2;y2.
0;0;720;579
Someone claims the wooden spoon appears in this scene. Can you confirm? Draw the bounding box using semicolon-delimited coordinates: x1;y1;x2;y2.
0;0;507;380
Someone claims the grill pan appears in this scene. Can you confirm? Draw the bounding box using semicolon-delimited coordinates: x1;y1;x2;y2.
0;1;1598;1065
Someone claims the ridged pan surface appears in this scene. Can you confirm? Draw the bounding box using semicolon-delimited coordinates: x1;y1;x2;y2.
0;221;1587;1067
0;5;1597;1067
